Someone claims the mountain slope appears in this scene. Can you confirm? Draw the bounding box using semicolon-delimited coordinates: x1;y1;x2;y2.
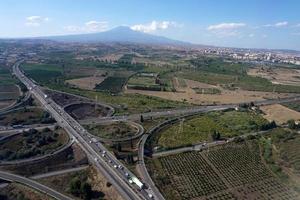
43;26;190;45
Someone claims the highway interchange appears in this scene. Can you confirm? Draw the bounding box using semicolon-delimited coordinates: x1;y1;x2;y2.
1;60;300;200
12;61;156;200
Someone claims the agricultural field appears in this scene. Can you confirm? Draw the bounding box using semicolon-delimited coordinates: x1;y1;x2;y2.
154;110;269;149
126;76;293;105
260;104;300;124
148;141;299;200
21;63;63;85
0;66;20;109
95;76;127;93
0;107;55;126
0;128;68;161
66;75;106;90
248;66;300;86
84;121;138;139
282;100;300;112
263;128;300;190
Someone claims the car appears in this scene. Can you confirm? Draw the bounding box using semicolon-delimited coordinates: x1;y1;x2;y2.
108;160;112;163
113;165;117;168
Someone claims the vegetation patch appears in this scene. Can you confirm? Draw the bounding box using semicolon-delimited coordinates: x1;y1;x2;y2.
156;110;269;149
147;140;299;199
0;108;55;126
0;128;68;161
95;76;127;93
84;121;138;139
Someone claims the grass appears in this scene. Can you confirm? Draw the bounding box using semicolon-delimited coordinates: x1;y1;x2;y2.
84;122;137;139
282;101;300;112
262;128;300;191
48;83;190;115
21;63;63;85
192;87;221;94
128;76;157;86
156;110;269;149
0;107;55;126
0;128;68;161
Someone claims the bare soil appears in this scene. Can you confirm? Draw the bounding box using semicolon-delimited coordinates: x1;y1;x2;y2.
64;102;110;120
0;183;53;200
260;104;300;124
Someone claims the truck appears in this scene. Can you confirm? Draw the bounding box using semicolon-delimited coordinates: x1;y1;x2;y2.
129;176;144;189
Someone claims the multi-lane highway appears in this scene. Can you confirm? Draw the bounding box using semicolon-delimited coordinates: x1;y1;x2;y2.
11;59;300;200
13;61;155;200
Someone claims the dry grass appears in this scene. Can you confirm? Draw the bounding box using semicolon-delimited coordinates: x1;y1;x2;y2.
248;67;300;86
66;76;106;90
260;104;300;124
125;78;293;105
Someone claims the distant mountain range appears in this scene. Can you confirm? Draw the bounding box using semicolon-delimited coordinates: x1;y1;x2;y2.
41;26;190;46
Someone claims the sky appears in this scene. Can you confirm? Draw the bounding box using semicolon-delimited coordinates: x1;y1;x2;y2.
0;0;300;50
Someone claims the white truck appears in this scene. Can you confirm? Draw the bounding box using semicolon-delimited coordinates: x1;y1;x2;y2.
129;176;144;189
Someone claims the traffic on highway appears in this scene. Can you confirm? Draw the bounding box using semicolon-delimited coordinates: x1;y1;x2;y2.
13;60;156;200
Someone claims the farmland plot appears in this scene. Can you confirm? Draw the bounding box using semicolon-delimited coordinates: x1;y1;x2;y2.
149;141;299;200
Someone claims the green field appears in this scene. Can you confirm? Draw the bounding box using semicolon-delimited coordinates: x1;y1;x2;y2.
147;140;299;200
21;63;63;85
48;83;190;115
261;128;300;190
0;128;68;161
156;110;269;149
84;121;138;139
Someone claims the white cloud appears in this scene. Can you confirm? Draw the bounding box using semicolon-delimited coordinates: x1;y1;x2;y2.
263;21;288;28
207;23;246;31
25;16;49;27
64;21;108;33
207;22;246;38
131;20;181;33
295;23;300;27
248;34;255;38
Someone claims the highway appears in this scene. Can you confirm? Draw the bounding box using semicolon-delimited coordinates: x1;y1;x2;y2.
0;170;73;200
13;61;155;200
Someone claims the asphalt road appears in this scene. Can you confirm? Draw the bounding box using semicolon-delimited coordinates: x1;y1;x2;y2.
13;61;152;200
0;170;73;200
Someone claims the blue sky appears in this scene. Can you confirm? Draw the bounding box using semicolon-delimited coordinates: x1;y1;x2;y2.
0;0;300;50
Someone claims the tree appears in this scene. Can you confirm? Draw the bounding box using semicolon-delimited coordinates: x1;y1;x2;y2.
287;119;298;129
140;115;144;123
117;143;122;152
80;182;92;200
211;130;221;141
69;177;81;196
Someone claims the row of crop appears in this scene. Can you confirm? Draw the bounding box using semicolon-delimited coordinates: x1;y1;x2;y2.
159;152;227;199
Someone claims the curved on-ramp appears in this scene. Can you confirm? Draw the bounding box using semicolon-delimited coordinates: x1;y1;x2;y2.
0;170;72;200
